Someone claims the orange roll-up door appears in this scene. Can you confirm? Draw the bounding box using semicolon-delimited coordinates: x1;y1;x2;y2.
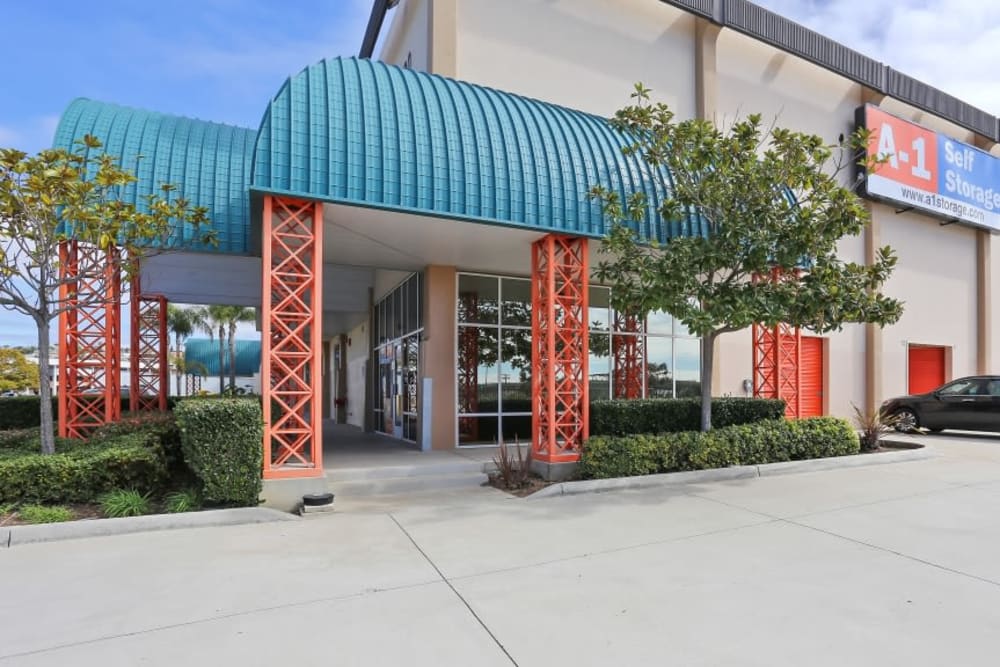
799;336;824;418
908;346;945;395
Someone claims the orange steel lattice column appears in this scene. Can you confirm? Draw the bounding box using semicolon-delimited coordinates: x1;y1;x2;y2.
751;270;802;418
129;271;169;412
612;311;646;399
531;234;589;463
457;292;480;440
58;241;122;439
261;196;324;479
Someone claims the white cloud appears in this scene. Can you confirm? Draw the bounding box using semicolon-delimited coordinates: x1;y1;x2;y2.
0;126;21;146
755;0;1000;115
0;115;61;154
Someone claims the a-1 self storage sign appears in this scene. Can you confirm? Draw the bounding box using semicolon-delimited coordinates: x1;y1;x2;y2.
858;105;1000;232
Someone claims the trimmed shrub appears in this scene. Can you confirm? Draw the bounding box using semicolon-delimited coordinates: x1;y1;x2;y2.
581;417;860;479
175;398;263;506
0;433;168;504
0;397;57;430
589;397;786;436
0;396;181;429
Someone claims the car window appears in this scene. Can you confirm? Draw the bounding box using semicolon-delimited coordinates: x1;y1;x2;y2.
938;379;983;396
988;381;1000;397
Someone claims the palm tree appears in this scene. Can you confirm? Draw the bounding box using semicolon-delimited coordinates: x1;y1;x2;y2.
167;305;201;396
204;305;256;394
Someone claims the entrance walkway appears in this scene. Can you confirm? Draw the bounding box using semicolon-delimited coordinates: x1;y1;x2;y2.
321;422;513;505
322;422;501;470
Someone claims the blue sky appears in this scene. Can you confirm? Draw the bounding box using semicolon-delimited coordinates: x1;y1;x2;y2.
0;0;371;346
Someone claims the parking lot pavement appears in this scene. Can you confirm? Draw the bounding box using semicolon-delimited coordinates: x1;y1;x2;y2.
3;432;1000;666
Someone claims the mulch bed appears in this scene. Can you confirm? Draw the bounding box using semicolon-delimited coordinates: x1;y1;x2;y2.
486;475;555;497
0;504;103;527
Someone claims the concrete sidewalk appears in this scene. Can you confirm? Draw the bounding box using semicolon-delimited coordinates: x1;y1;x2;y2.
2;432;1000;666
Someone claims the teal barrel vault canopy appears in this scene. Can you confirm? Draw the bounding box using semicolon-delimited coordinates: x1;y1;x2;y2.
184;338;261;377
253;57;706;242
52;99;257;254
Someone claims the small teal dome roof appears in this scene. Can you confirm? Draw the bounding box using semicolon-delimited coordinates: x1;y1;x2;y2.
52;99;256;254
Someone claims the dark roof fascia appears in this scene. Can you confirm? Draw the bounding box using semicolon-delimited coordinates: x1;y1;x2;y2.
663;0;999;142
360;0;392;59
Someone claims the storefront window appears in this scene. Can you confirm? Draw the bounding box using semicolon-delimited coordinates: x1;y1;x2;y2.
456;275;702;446
371;273;423;442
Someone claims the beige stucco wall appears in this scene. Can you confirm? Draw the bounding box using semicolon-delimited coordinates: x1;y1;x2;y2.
877;208;979;397
991;232;1000;373
378;0;431;71
419;265;457;450
456;0;696;119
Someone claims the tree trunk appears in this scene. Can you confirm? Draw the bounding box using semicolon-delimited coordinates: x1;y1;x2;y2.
699;332;716;432
174;334;183;397
228;323;237;393
37;320;56;454
218;326;225;395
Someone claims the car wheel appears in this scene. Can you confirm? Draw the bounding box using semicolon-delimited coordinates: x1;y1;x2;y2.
894;409;919;433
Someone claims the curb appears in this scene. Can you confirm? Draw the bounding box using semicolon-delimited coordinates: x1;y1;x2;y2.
530;445;935;499
2;507;297;548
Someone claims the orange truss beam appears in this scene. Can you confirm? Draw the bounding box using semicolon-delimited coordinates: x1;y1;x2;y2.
58;241;122;439
612;311;646;399
531;234;589;464
129;270;168;412
751;270;802;418
261;195;324;479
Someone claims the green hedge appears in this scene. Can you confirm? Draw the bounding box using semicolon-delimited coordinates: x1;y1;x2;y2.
589;397;786;436
175;398;263;506
0;396;182;430
581;417;860;479
0;432;169;505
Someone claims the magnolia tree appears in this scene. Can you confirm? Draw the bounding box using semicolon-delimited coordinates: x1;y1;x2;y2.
592;85;903;431
0;136;212;454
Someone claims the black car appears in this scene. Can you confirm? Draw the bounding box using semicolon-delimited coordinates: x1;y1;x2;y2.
882;376;1000;433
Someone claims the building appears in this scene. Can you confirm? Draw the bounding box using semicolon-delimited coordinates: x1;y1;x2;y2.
50;0;998;496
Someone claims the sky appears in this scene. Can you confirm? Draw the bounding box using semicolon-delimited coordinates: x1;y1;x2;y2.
1;0;998;347
0;0;371;346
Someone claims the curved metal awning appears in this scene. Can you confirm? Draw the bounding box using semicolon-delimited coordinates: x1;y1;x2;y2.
52;99;256;254
54;58;712;254
253;57;704;242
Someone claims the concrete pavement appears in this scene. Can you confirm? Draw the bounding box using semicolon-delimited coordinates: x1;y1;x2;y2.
2;432;1000;665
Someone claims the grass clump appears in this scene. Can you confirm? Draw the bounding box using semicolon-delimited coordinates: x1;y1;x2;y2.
100;489;152;518
18;505;73;524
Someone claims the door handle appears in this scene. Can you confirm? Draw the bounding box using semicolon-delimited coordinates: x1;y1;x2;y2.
961;398;975;402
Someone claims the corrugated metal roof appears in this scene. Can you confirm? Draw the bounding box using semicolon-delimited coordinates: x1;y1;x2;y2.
52;99;256;254
184;338;261;376
252;57;706;242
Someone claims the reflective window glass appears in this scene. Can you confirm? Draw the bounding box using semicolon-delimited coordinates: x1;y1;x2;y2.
501;278;532;327
458;274;499;324
646;336;673;398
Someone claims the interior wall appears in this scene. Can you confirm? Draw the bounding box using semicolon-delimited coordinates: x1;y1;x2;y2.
345;319;369;428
